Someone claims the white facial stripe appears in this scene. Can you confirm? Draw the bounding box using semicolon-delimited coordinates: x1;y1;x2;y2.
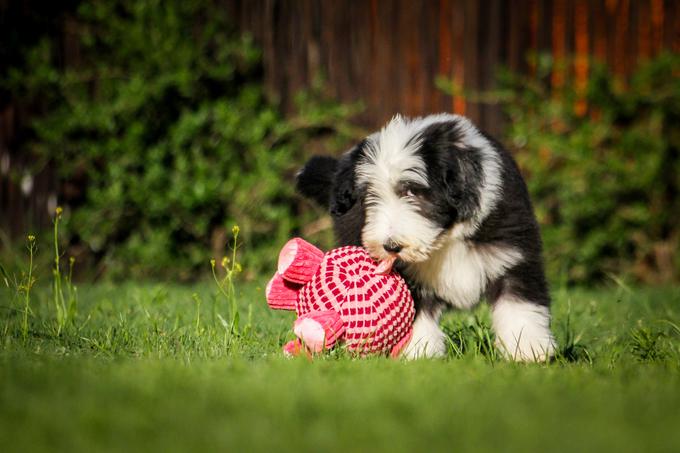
357;115;442;262
357;117;428;188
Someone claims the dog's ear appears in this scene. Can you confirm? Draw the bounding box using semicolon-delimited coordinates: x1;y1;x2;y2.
296;155;339;207
329;154;358;217
443;154;481;222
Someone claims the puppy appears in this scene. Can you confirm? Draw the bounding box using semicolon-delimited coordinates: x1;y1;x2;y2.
296;114;556;361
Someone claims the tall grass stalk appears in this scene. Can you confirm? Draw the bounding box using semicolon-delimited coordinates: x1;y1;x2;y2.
21;235;37;341
193;293;202;336
52;208;66;334
66;256;78;323
52;207;78;335
211;225;243;337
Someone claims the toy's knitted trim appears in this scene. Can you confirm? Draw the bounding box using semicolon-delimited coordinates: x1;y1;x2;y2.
278;238;324;284
265;273;300;310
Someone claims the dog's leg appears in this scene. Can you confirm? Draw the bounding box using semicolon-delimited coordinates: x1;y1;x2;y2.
491;293;556;361
402;309;448;359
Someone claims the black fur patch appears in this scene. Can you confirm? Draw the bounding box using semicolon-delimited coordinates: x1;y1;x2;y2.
329;141;367;246
295;155;339;207
414;121;484;229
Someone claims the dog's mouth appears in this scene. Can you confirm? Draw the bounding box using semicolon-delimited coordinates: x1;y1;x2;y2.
374;254;398;275
364;239;435;274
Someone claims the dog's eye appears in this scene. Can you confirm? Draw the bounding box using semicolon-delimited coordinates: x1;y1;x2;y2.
397;185;427;199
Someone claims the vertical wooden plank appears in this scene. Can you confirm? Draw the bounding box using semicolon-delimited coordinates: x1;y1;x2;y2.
370;0;385;124
537;0;553;54
481;0;504;136
346;0;372;125
300;0;313;89
508;0;530;74
414;0;437;114
423;0;440;115
638;0;652;61
391;0;403;123
372;0;400;125
436;0;452;113
628;0;638;62
551;0;567;90
534;0;554;90
273;0;290;111
463;0;480;123
565;0;576;58
365;0;380;126
262;0;278;103
574;0;589;116
305;0;321;86
396;0;409;117
401;0;422;116
592;0;607;64
419;0;439;115
670;0;680;53
336;1;353;106
651;0;664;55
605;0;617;69
528;0;539;75
287;0;307;103
320;1;340;102
451;0;466;115
613;0;630;77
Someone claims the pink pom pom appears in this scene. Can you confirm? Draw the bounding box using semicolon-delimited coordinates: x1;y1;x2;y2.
265;273;300;311
278;238;324;284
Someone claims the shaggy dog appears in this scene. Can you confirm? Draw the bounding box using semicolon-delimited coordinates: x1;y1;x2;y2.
296;114;556;361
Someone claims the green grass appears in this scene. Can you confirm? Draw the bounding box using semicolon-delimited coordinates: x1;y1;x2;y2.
1;280;679;452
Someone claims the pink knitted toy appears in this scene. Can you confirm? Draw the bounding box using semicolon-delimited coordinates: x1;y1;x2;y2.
266;238;415;357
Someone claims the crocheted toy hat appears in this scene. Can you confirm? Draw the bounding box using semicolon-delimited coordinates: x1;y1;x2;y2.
266;238;415;357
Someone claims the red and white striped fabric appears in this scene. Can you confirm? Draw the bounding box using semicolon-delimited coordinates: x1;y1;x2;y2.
296;246;415;355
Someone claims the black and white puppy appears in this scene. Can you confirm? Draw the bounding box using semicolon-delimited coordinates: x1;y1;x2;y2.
296;114;556;361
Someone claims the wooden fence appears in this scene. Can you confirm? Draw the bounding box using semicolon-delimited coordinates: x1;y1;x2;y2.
1;0;679;237
229;0;679;132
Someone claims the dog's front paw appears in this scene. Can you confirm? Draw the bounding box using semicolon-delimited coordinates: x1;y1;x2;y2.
492;297;556;362
402;314;448;359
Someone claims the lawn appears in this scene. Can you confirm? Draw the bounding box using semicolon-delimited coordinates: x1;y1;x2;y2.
1;279;679;452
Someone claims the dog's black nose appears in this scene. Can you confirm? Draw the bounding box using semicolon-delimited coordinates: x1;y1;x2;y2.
383;240;403;254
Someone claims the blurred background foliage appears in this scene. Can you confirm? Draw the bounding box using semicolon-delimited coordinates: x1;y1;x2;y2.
0;0;678;286
498;53;679;285
2;0;359;280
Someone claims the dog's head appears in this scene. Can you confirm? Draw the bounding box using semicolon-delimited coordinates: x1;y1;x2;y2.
297;114;500;269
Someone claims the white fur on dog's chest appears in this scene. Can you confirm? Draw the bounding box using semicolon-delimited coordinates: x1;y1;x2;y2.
405;238;523;310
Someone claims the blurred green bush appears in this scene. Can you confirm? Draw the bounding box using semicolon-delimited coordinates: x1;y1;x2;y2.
498;53;679;285
4;0;358;279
